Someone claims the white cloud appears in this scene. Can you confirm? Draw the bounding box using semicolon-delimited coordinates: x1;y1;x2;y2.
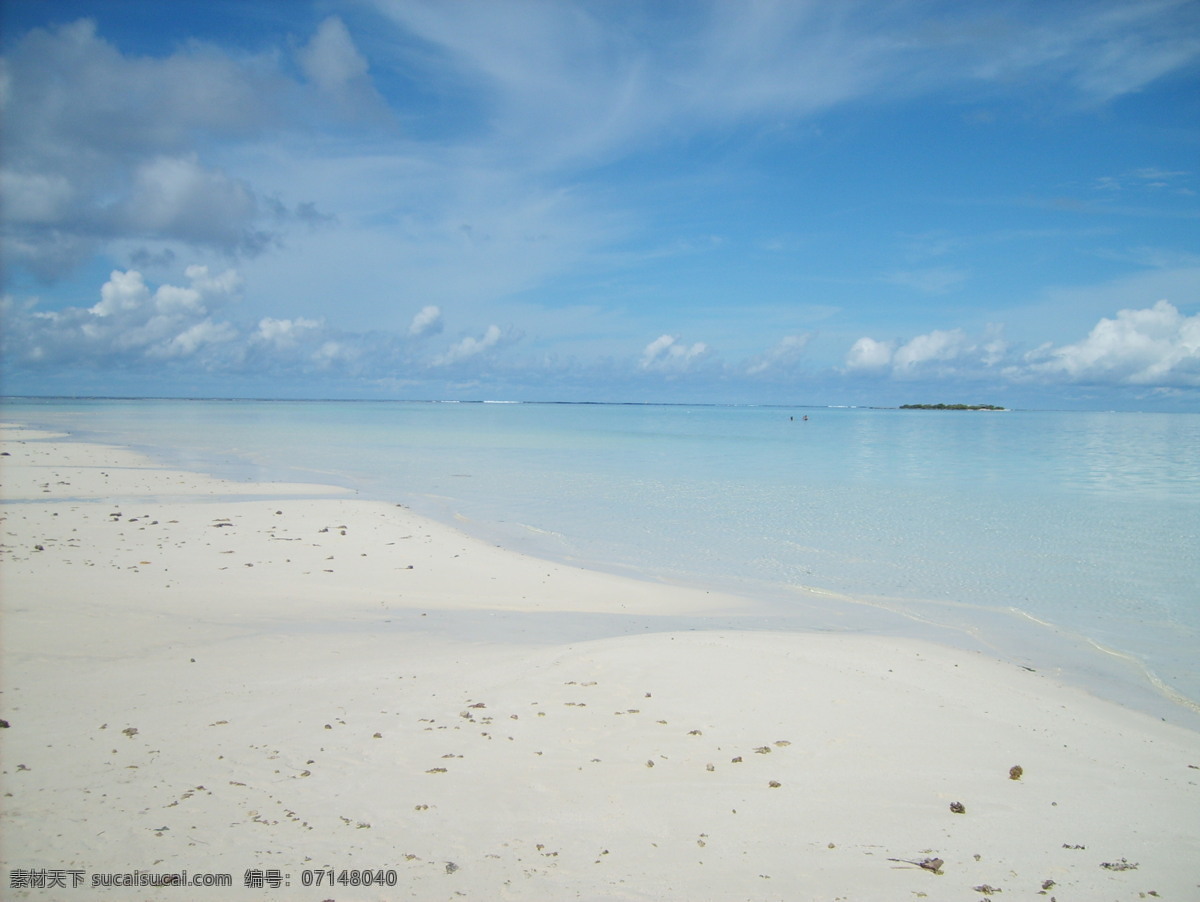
964;1;1200;103
297;16;387;120
89;265;241;321
184;264;242;297
2;263;516;381
844;327;995;376
1023;300;1200;386
845;336;895;371
843;302;1200;390
157;319;239;359
639;334;711;372
893;329;971;371
1091;167;1195;196
123;155;265;251
313;340;356;370
300;17;369;93
1133;168;1190;182
433;324;506;366
0;170;74;223
409;305;443;337
745;334;812;375
257;316;323;348
981;330;1009;366
4;266;242;367
90;269;153;317
4;4;1198;404
0;18;329;278
372;0;1200;172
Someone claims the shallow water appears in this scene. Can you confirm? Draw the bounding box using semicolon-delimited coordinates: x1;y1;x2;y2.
5;397;1198;723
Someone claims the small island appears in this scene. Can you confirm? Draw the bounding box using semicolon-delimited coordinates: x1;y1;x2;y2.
900;403;1007;411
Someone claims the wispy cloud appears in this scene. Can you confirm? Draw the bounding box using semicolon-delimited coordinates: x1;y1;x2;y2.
963;0;1200;103
6;3;1195;285
745;334;813;376
371;0;1200;169
432;324;516;366
1094;167;1195;195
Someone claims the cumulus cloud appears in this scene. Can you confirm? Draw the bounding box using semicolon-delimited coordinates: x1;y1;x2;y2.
121;155;269;253
1022;300;1200;386
1;262;527;383
845;327;995;376
640;334;711;372
3;265;243;367
409;305;443;337
160;319;239;359
90;265;243;323
845;303;1200;390
893;329;971;371
0;18;330;279
845;336;896;371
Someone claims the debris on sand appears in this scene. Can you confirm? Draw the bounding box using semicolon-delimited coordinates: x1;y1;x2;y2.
1100;858;1139;871
888;856;944;875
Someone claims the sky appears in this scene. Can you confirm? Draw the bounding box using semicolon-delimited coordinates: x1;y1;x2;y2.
1;0;1198;409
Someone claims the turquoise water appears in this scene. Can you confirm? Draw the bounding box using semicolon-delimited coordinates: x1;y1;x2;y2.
4;398;1198;722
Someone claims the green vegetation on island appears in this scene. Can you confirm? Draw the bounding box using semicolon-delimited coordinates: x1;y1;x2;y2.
900;403;1007;411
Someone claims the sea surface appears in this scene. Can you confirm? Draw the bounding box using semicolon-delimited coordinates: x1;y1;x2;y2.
4;398;1198;725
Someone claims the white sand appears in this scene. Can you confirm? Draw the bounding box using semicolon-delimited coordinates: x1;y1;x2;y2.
2;425;1198;901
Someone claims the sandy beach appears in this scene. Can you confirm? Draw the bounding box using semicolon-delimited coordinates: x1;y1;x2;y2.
2;424;1198;901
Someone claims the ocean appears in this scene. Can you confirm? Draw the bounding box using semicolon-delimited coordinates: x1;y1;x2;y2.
4;397;1198;724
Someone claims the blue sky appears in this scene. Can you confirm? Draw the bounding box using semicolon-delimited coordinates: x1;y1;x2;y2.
2;0;1198;408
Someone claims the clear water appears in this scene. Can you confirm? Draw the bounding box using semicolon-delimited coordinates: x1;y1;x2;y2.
5;398;1198;723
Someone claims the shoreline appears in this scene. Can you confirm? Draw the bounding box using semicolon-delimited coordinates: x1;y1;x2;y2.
8;399;1198;724
2;424;1199;900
